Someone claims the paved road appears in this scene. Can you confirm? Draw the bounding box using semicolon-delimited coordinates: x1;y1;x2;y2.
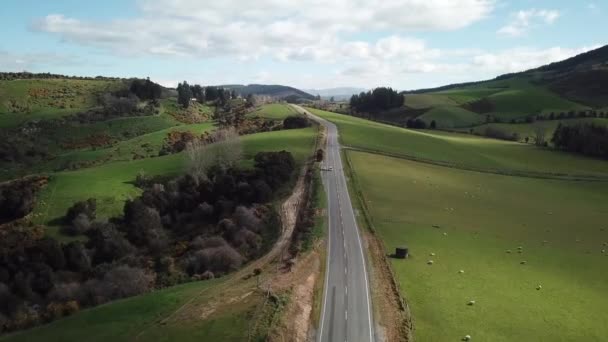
291;105;374;342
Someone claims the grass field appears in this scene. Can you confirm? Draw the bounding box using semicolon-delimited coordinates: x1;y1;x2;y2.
0;79;124;128
0;277;263;342
455;118;608;143
34;127;318;236
404;94;459;109
347;151;608;341
407;77;590;128
251;103;297;120
306;108;608;178
418;106;483;128
44;121;214;171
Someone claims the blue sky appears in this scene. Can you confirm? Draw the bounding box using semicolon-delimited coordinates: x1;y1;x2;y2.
1;0;605;90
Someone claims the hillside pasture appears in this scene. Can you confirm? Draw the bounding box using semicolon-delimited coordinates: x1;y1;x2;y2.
418;106;483;128
456;118;608;143
251;103;297;120
0;79;124;128
306;108;608;179
33;127;318;235
403;94;458;109
0;277;261;342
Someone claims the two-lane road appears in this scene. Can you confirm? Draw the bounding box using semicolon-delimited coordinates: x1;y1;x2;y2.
291;105;374;342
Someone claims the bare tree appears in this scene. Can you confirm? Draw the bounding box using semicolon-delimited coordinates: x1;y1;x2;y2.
214;128;242;170
185;139;214;179
533;124;546;146
185;127;242;178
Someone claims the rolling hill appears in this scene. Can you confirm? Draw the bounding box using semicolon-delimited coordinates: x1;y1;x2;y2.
221;84;315;101
396;45;608;129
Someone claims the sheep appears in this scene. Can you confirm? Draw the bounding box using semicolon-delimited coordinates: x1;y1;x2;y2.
427;260;434;265
458;270;465;274
462;334;472;341
536;285;542;290
517;246;523;250
506;249;512;254
467;300;475;306
443;232;448;236
601;249;605;254
430;252;436;256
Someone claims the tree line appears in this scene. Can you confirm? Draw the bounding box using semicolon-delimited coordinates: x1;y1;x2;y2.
552;123;608;159
349;87;404;114
0;72;125;81
177;82;239;109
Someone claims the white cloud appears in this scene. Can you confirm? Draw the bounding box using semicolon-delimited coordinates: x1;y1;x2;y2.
0;51;81;71
472;45;599;73
23;1;599;90
498;9;561;37
33;0;494;61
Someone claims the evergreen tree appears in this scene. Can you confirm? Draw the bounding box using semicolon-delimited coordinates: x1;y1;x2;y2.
177;81;192;108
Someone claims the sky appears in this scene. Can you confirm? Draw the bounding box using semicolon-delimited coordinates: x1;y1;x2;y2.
0;0;606;90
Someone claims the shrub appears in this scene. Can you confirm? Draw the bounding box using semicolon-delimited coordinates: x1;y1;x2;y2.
65;198;96;224
283;115;310;129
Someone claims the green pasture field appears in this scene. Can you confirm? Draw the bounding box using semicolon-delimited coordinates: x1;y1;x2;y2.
250;103;297;120
347;150;608;341
418;106;483;128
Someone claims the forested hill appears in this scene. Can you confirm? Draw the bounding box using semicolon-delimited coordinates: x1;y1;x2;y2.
221;84;315;101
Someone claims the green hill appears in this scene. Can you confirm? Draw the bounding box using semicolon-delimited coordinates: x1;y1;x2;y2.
0;78;126;128
396;45;608;129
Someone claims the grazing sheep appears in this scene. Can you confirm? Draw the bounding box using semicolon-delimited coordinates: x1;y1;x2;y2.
430;252;436;256
537;285;542;290
463;334;471;341
467;300;475;306
517;246;523;250
506;249;512;254
601;249;605;254
427;260;434;265
458;270;465;274
443;232;448;236
603;242;607;246
517;250;523;254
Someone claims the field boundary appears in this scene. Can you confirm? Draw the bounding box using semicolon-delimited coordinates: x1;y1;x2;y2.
344;146;608;182
342;149;414;341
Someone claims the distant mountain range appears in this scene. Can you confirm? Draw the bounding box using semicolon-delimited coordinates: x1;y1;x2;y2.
221;84;315;101
303;87;367;100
